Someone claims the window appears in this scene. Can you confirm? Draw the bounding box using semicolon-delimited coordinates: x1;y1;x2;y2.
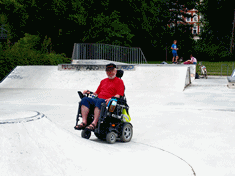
193;13;198;22
193;26;198;34
178;14;182;19
186;13;191;22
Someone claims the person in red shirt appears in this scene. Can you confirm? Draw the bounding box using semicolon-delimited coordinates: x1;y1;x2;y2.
75;63;125;131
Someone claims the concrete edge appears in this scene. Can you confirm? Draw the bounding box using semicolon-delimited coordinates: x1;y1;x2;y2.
58;64;136;71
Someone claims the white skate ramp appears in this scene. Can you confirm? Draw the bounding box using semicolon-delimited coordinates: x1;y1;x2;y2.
2;66;235;176
0;65;190;92
124;65;190;92
0;110;193;176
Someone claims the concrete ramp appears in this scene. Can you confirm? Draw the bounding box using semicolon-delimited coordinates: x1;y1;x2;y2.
124;65;191;92
0;65;191;92
0;110;194;176
0;66;106;90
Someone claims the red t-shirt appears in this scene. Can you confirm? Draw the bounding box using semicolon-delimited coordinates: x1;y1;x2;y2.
95;77;125;99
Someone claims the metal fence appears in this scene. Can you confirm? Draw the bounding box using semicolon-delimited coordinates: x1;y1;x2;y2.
199;61;235;76
72;43;147;64
221;63;235;76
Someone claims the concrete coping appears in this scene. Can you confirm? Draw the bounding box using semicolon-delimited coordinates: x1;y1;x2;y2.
71;59;132;65
58;64;136;71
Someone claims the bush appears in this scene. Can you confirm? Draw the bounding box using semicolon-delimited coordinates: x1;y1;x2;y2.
192;38;233;62
42;52;71;65
0;33;71;82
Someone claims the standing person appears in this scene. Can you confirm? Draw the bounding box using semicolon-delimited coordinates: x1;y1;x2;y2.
183;54;197;64
171;40;179;63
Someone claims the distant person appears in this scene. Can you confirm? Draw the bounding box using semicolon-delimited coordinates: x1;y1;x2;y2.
171;40;179;64
183;54;197;64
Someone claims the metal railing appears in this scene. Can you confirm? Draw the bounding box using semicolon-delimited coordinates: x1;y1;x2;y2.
198;62;235;76
221;64;229;76
72;43;147;64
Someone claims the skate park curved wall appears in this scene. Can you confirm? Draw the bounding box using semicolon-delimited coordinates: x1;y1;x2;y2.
0;65;192;92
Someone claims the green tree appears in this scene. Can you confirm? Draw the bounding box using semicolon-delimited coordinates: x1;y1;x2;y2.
82;10;134;47
0;0;27;40
196;0;234;61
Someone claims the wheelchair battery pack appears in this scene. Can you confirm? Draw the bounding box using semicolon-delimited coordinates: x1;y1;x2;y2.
108;99;117;112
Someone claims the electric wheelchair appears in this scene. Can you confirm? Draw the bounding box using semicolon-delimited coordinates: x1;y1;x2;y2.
74;70;133;144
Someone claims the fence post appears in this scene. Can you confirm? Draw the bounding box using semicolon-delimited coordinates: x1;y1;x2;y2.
221;64;229;76
221;64;222;76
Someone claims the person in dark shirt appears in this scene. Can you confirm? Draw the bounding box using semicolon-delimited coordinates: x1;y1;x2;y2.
75;63;125;131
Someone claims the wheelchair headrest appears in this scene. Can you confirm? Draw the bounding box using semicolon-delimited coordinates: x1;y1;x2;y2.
116;70;124;78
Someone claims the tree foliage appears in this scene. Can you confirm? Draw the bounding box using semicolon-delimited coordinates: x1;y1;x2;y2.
1;0;233;64
196;0;235;61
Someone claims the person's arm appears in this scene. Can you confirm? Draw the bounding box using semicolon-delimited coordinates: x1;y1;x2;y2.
114;94;121;98
83;90;90;94
105;94;121;105
83;90;98;96
171;47;178;51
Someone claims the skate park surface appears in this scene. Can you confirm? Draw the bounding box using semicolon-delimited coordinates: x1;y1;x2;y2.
0;63;235;176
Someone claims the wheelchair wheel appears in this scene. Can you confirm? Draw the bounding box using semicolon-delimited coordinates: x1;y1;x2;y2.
120;123;133;142
81;130;91;139
106;132;117;144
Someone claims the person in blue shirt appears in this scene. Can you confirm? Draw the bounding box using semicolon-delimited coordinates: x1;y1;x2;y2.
171;40;179;63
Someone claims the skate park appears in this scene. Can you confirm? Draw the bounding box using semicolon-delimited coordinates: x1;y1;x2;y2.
1;47;235;175
1;61;235;176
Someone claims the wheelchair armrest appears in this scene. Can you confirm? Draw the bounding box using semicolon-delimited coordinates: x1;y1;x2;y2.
78;90;95;99
78;91;84;99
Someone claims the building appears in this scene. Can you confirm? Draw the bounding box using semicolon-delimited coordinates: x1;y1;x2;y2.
169;4;202;40
183;8;202;40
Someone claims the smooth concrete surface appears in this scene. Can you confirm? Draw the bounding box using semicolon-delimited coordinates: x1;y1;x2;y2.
1;66;235;176
0;65;190;91
0;110;194;176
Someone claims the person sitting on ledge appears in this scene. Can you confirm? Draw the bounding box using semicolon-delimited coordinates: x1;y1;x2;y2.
183;54;197;64
74;63;125;131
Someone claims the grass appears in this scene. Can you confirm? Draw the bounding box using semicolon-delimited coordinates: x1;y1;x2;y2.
145;61;235;76
200;61;235;76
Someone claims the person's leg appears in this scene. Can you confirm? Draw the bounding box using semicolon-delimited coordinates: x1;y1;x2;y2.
75;97;93;129
86;98;105;129
172;55;175;62
184;61;191;64
175;55;179;62
93;107;101;126
81;105;89;124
